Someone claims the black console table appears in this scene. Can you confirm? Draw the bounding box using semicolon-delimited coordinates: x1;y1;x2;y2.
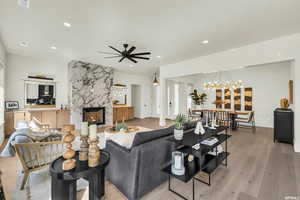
50;151;110;200
162;126;231;200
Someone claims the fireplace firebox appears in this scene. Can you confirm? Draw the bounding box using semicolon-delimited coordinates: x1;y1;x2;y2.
82;107;105;125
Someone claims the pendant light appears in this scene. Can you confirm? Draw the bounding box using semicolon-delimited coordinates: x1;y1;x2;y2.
153;72;159;86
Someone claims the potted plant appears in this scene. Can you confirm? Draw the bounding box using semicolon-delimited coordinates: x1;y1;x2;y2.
174;114;187;140
115;123;128;132
190;89;207;109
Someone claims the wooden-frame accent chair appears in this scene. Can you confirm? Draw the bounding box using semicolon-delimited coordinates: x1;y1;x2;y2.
235;111;256;133
13;135;63;190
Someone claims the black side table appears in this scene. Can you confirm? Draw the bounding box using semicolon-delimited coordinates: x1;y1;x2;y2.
50;151;110;200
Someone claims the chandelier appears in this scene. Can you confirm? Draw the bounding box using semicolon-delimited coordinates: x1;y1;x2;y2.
204;80;244;90
112;84;128;97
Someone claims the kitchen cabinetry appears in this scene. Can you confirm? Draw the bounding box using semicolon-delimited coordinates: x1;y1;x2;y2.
4;109;70;137
113;106;134;123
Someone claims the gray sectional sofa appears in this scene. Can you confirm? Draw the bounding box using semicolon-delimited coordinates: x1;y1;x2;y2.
105;122;197;200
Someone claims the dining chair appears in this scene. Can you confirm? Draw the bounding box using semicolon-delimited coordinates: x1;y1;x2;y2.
235;111;256;133
188;109;201;121
202;109;215;123
216;111;230;127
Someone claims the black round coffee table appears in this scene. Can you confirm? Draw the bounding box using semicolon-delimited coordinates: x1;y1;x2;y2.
50;151;110;200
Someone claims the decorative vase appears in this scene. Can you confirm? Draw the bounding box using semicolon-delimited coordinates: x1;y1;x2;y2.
174;129;184;140
280;98;289;109
79;136;89;161
171;151;185;176
88;137;100;167
62;125;76;171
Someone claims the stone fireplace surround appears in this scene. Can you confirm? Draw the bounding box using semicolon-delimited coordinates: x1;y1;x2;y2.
68;60;114;128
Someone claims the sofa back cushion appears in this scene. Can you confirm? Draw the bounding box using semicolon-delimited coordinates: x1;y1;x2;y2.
132;126;174;147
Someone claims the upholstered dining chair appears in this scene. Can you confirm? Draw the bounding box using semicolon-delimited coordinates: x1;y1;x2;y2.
235;111;256;133
13;134;63;190
188;109;201;121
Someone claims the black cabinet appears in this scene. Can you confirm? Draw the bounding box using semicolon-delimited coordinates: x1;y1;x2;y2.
274;108;294;144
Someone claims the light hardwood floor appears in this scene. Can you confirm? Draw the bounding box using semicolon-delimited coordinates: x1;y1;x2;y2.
1;118;299;200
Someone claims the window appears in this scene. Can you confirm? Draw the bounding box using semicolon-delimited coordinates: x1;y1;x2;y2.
174;83;179;115
156;86;160;114
187;84;193;111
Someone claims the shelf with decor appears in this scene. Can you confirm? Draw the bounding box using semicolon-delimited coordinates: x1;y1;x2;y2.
162;126;231;200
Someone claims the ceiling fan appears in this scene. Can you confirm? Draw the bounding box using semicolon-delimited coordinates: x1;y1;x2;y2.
98;44;151;63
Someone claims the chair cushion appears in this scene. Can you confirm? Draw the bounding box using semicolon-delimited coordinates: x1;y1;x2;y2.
0;128;33;157
236;119;249;123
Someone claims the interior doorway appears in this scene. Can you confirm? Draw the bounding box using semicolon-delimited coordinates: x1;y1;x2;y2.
131;84;142;118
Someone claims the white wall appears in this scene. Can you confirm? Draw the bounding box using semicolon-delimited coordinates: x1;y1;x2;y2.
0;38;6;65
192;61;291;128
294;56;300;152
5;53;69;108
0;38;6;144
114;70;153;118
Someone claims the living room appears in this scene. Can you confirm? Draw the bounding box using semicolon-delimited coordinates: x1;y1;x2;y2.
1;0;300;200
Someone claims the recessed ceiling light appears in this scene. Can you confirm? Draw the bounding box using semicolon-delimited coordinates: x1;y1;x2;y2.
19;41;28;47
50;46;57;50
157;55;161;58
63;22;71;27
17;0;30;8
129;64;133;67
202;40;209;44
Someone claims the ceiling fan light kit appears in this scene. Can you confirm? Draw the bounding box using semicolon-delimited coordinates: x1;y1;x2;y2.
98;44;151;63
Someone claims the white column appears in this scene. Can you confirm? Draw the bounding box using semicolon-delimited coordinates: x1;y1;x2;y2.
159;78;167;127
293;57;300;152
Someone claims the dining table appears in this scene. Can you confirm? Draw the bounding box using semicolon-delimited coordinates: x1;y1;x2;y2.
191;109;249;130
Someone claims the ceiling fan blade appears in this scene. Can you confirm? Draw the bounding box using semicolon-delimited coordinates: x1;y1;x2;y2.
97;51;120;55
108;45;122;54
127;46;136;54
127;57;138;63
130;56;150;60
104;56;122;58
119;57;126;62
131;52;151;56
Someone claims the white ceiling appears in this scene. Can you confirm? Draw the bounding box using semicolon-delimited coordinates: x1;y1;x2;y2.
1;0;300;75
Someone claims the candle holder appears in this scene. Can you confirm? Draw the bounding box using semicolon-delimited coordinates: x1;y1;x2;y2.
62;125;76;171
88;137;100;167
79;136;89;161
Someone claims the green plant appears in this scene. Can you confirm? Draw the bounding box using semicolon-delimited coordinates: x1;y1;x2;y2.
115;123;128;131
174;114;187;130
190;89;207;105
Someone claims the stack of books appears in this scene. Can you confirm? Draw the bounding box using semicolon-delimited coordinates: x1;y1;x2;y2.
201;137;219;146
